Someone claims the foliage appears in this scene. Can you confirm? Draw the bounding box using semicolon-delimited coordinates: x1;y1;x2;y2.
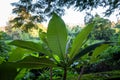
89;14;115;41
9;30;31;40
6;23;46;40
9;0;39;32
0;40;10;58
0;31;12;40
0;31;11;59
0;13;113;80
84;12;94;24
81;70;120;80
36;68;63;80
67;25;82;39
78;45;120;75
9;14;38;32
66;70;120;80
12;0;120;23
11;0;65;22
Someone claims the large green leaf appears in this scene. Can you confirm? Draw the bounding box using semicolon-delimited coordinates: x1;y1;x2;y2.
8;48;26;62
15;56;56;68
9;40;48;55
9;40;43;52
90;44;109;63
69;23;94;59
47;13;67;61
0;56;56;80
69;42;112;65
1;56;56;69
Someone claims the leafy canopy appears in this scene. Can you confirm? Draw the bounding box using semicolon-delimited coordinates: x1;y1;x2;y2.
11;0;120;22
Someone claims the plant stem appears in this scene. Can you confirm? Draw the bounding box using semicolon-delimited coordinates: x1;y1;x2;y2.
78;66;85;80
50;67;52;80
63;67;67;80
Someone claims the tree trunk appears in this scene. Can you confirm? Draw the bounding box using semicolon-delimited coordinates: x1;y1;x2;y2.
78;66;85;80
63;67;67;80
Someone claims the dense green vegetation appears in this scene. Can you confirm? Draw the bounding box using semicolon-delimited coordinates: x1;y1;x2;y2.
0;0;120;80
0;13;120;80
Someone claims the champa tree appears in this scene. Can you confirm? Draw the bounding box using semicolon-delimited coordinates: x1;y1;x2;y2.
0;13;112;80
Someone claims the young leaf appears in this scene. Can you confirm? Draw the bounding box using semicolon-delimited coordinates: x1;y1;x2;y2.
69;23;94;59
47;13;67;61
